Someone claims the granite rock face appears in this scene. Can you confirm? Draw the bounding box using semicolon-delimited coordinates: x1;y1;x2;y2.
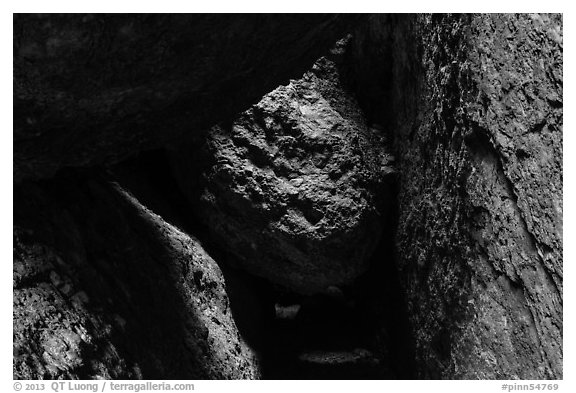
14;14;356;182
350;14;562;379
170;44;396;295
13;175;261;379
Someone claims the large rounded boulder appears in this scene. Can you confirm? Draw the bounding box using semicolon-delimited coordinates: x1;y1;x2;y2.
171;44;396;294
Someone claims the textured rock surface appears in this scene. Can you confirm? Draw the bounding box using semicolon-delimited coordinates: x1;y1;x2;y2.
13;13;563;380
13;174;260;379
170;43;396;294
14;14;356;182
351;14;562;379
14;227;135;379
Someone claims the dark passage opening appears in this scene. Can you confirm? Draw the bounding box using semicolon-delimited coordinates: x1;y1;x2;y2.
107;22;416;378
110;143;415;379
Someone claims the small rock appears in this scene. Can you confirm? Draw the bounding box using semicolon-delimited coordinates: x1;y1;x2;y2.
275;304;301;320
298;348;378;366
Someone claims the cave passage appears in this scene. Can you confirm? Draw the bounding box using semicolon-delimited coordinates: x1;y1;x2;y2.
110;140;415;379
105;28;417;378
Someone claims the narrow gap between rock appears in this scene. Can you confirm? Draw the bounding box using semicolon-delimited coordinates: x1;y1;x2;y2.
110;127;414;380
108;29;416;379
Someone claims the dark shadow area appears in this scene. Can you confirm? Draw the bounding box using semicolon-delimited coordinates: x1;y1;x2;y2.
339;15;396;131
110;146;416;379
355;190;417;379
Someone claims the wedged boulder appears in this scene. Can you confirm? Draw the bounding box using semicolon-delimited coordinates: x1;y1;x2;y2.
169;42;396;294
350;14;562;379
14;14;357;182
13;174;261;379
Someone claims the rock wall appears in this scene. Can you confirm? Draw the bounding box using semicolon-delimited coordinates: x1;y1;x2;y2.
14;174;260;379
351;14;562;379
